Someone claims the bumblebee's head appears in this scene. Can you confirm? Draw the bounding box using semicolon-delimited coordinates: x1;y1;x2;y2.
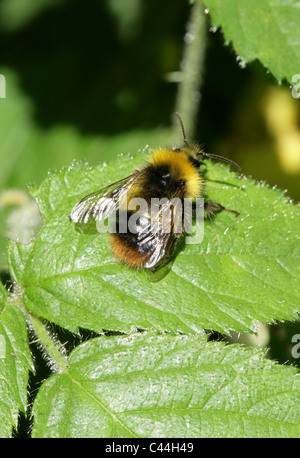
172;145;201;168
175;112;241;171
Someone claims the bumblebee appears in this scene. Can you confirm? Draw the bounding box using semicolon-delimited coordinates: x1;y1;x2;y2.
70;114;240;271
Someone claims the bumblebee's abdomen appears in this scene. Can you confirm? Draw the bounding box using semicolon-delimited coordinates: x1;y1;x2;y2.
110;234;149;268
110;210;154;268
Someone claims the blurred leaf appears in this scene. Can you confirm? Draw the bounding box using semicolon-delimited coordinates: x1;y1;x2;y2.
0;236;7;272
7;149;300;335
0;281;6;310
0;68;172;190
107;0;142;41
32;332;300;438
0;189;43;271
0;298;34;437
204;0;300;84
0;0;60;31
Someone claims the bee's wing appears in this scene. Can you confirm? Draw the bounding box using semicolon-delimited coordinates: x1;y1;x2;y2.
143;231;178;269
70;171;142;223
141;191;185;269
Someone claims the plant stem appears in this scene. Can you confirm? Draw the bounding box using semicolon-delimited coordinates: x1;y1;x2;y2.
7;291;68;373
26;311;69;374
174;0;207;141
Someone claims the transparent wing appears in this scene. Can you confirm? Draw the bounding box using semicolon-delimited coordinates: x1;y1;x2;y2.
140;191;185;269
70;172;142;223
143;231;177;269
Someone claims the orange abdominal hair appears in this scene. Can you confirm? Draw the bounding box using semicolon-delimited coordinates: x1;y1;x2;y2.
110;234;148;268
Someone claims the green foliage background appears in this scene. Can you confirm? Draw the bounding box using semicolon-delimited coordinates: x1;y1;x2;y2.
0;0;299;438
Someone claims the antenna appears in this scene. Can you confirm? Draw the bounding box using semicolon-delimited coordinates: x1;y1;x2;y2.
198;151;241;171
175;112;189;146
175;112;241;170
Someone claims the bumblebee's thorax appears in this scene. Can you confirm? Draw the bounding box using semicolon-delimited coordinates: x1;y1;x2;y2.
143;163;181;198
145;147;203;199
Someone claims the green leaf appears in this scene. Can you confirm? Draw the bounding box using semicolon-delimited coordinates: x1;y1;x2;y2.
0;0;59;31
7;149;300;335
0;281;6;311
0;236;8;272
0;68;171;191
31;332;300;438
0;298;34;437
204;0;300;84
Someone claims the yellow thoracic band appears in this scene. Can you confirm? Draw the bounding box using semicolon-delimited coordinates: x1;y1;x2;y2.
147;148;203;199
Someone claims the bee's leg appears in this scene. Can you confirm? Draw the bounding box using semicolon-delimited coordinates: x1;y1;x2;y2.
150;235;181;273
204;200;239;218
